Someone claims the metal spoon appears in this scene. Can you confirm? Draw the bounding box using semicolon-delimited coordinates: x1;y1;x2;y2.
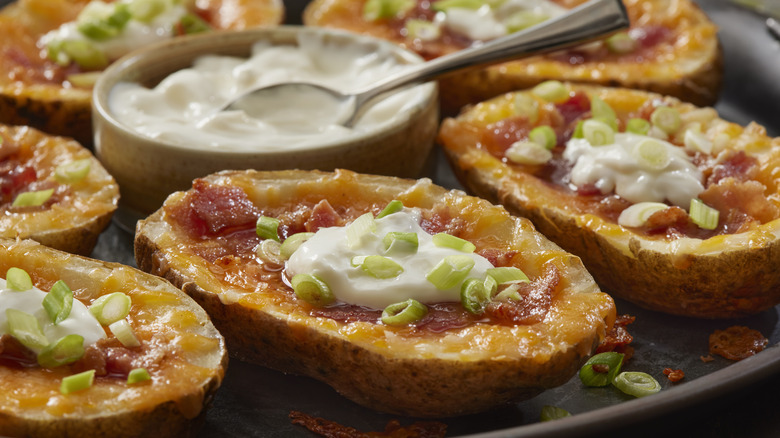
223;0;630;127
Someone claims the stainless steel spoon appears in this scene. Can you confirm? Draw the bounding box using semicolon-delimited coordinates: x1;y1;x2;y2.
223;0;630;127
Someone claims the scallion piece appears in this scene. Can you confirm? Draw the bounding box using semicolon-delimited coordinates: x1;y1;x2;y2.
540;405;572;421
354;255;404;279
381;299;428;325
494;283;522;301
531;80;569;103
279;232;315;259
346;213;376;248
431;0;483;11
528;125;557;150
127;368;151;385
505;10;549;33
42;280;74;325
291;274;334;307
684;128;713;154
431;233;475;253
60;369;95;395
404;19;441;41
89;292;132;325
589;96;618;131
382;231;418;254
426;255;475;290
617;202;669;228
605;31;637;54
256;239;284;267
633;138;672;170
37;334;85;368
505;140;553;165
12;189;54;208
54;158;91;184
626;118;651;135
483;275;498;297
572;120;585;139
109;319;141;348
6;267;33;291
460;278;490;315
376;200;404;219
128;0;166;22
650;106;682;135
66;71;103;88
107;3;132;29
579;352;624;387
363;0;415;20
514;94;539;124
60;40;109;70
255;216;281;242
486;267;529;285
689;198;719;230
582;119;615;146
5;308;49;351
178;13;211;34
613;371;661;397
77;20;120;41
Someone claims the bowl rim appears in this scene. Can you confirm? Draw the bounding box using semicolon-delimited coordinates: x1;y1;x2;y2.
92;25;438;158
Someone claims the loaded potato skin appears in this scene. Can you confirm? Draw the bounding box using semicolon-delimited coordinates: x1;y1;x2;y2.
438;83;780;318
134;169;616;418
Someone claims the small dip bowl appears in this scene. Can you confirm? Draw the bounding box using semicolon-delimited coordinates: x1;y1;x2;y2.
93;26;439;221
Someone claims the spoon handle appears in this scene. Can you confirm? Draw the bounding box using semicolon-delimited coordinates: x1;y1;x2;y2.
352;0;630;110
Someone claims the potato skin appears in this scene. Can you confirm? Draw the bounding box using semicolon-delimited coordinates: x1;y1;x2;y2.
135;169;615;418
439;85;780;318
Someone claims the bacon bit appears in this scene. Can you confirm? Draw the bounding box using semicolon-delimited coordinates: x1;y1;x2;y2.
555;92;591;128
0;161;37;205
71;338;139;378
709;326;768;361
663;368;685;383
169;179;260;236
289;410;447;438
305;199;344;232
596;314;635;361
484;263;559;326
591;363;610;374
475;248;518;269
699;178;778;226
700;355;715;363
705;150;758;186
0;334;38;368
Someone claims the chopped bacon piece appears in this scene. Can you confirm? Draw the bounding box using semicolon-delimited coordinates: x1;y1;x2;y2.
663;368;685;383
484;263;559;325
699;178;778;225
476;248;518;268
71;338;139;378
414;303;476;333
708;326;768;361
305;199;343;232
596;314;635;360
289;410;447;438
0;334;37;368
705;150;758;185
0;161;37;204
169;179;260;237
555;92;591;128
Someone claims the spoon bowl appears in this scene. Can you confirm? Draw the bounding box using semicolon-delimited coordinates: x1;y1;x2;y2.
223;0;630;126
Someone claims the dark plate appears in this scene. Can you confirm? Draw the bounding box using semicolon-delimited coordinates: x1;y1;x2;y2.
3;0;779;436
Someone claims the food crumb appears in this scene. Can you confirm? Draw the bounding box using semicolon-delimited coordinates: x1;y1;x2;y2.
289;410;447;438
708;325;768;361
662;368;685;382
700;354;714;363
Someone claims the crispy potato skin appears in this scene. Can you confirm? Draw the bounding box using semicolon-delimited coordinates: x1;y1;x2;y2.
303;0;722;113
0;238;228;438
438;85;780;318
134;169;615;417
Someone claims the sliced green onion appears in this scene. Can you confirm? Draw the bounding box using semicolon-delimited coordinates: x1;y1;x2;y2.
689;198;719;230
109;319;141;348
650;106;682;135
579;352;624;387
255;216;280;242
431;233;476;253
589;96;618;131
483;274;498;297
571;120;585;139
531;80;569;103
540;405;572;421
617;202;669;228
256;239;284;267
78;19;121;41
460;278;491;315
127;368;151;385
6;267;33;291
505;140;553;165
291;274;334;307
60;40;109;70
376;200;404;219
346;213;376;248
60;369;95;395
487;267;529;285
431;0;483;11
107;3;132;29
279;232;315;259
47;40;70;66
382;231;419;254
54;158;92;184
178;13;211;34
381;299;428;325
626;118;651;135
613;371;661;397
363;0;415;20
67;71;102;88
494;283;522;301
89;292;132;326
37;334;85;368
128;0;166;22
12;189;54;208
426;255;475;290
605;31;637;54
529;125;557;150
5;308;49;351
514;94;539;124
354;255;404;279
404;19;441;41
633;138;672;170
582;119;615;146
505;10;549;33
684;128;713;154
42;280;74;325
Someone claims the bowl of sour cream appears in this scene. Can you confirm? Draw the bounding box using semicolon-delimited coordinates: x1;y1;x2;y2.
92;26;439;219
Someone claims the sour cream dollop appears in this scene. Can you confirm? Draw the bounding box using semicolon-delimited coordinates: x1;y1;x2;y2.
0;279;106;354
285;210;494;310
108;32;431;151
441;0;567;41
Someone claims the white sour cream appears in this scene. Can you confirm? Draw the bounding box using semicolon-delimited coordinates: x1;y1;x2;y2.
564;133;705;207
441;0;567;41
285;210;494;310
0;279;106;354
108;33;429;151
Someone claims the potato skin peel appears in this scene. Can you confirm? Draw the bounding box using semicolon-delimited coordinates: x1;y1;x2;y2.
134;169;615;418
0;238;228;438
438;84;780;319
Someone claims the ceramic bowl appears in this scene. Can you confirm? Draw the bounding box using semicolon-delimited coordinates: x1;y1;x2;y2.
92;26;439;222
